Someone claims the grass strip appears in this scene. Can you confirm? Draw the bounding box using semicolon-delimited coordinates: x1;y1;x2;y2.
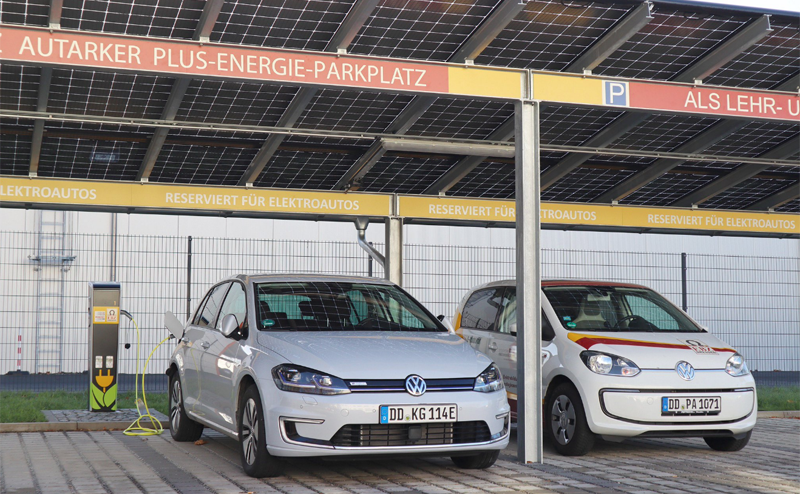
0;391;168;423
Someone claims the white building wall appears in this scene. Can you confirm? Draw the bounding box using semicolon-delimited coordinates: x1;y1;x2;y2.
1;208;798;373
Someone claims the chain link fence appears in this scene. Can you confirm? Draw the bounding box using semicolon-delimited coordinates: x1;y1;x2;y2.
1;230;797;392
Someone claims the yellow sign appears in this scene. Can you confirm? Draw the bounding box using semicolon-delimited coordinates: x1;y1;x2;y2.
398;196;799;235
447;66;524;100
0;177;392;217
92;307;119;325
532;74;603;106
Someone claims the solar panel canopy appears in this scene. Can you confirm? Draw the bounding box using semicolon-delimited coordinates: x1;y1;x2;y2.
0;0;797;214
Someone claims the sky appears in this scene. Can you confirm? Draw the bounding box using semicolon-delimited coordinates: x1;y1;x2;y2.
688;0;800;13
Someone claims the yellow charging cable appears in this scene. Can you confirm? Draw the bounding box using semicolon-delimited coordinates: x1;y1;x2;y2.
121;313;172;436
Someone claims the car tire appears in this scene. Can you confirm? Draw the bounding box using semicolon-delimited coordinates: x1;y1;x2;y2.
169;373;204;442
546;383;595;456
451;450;500;469
704;431;751;452
239;385;283;478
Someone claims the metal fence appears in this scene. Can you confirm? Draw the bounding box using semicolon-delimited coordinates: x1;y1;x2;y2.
1;230;797;393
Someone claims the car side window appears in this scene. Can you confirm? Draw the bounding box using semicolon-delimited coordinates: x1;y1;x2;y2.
197;283;230;329
217;282;247;331
191;293;211;326
624;293;681;330
462;288;504;331
497;288;556;341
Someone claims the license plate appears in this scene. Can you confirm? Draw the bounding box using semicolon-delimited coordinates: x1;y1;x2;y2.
380;404;457;424
661;396;721;416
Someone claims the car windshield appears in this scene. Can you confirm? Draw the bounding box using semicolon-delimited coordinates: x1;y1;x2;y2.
254;281;444;332
543;285;702;332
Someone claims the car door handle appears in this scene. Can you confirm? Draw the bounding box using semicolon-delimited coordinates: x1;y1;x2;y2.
201;341;211;349
179;337;189;344
487;342;498;351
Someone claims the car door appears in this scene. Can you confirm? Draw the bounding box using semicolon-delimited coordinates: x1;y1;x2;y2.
186;282;230;421
458;287;505;356
179;289;212;413
494;288;558;408
202;281;247;431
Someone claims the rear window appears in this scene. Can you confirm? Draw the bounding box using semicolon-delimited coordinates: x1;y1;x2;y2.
461;288;504;331
254;281;443;332
543;285;701;332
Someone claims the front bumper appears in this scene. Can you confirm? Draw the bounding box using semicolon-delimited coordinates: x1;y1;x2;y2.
579;369;757;438
264;389;510;457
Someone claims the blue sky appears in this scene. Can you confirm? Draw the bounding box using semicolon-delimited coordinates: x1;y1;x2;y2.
690;0;800;13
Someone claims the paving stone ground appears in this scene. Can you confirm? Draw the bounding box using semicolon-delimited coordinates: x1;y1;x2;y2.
43;409;169;424
1;419;797;494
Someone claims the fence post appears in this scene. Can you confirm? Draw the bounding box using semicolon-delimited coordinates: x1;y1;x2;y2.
681;252;688;311
186;236;193;320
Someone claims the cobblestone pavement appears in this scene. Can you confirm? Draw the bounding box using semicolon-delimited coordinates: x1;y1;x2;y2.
1;419;797;494
43;409;169;423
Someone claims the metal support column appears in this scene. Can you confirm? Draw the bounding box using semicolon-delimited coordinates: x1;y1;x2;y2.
515;98;542;464
681;253;688;312
385;206;403;286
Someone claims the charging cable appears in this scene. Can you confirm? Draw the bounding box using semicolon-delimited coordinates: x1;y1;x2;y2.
120;309;173;436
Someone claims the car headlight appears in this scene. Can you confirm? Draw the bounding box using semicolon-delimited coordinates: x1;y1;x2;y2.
725;353;749;377
580;351;640;377
474;364;504;392
272;364;351;395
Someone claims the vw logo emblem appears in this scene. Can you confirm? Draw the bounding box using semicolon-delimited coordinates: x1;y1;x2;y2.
405;375;427;396
675;361;695;381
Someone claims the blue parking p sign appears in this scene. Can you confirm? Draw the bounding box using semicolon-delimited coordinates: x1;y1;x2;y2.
603;81;629;107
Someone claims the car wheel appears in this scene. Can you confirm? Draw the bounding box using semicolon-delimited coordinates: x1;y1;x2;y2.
169;373;204;442
546;383;595;456
451;450;500;469
239;385;283;478
704;431;751;452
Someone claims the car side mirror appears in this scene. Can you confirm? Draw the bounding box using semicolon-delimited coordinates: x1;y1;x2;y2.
509;322;517;335
220;314;240;337
438;315;455;334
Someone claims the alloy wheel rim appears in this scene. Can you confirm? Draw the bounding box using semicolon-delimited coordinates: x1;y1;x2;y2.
241;398;259;465
551;394;576;445
170;380;181;432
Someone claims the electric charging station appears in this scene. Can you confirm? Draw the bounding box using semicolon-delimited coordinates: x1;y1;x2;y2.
88;282;120;412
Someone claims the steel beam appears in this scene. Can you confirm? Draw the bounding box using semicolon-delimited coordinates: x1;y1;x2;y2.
567;2;653;74
381;136;515;158
543;14;771;192
135;0;224;181
672;137;799;207
540;113;649;189
423;119;515;194
385;213;403;286
28;0;62;176
515;99;542;464
237;87;318;186
674;15;771;83
327;0;382;52
235;0;381;186
334;142;386;190
336;0;523;191
424;2;652;194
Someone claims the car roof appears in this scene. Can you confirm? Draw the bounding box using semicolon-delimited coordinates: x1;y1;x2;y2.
468;279;651;291
225;273;395;286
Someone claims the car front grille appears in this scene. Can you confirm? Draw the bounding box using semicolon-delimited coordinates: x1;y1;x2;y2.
331;421;492;447
345;378;475;393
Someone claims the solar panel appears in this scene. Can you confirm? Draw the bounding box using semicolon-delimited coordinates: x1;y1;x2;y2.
0;0;49;26
621;172;718;205
613;114;721;152
0;127;31;175
254;149;360;190
359;155;456;194
0;64;39;112
61;0;204;39
541;106;626;146
544;166;636;203
593;6;751;81
148;143;257;185
705;123;799;158
407;98;513;140
37;136;146;181
776;198;799;213
348;0;498;61
213;0;353;51
294;89;414;133
446;160;515;198
476;0;633;71
178;79;299;126
701;177;800;210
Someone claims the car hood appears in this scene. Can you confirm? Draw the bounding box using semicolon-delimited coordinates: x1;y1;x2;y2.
566;331;737;369
257;331;492;379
